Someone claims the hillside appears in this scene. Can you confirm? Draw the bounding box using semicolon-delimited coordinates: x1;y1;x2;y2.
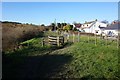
3;31;120;79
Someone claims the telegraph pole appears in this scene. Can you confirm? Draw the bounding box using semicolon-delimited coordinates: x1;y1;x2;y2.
54;18;56;31
64;20;65;23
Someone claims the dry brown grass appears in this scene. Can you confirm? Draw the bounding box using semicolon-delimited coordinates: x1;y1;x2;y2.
2;22;45;51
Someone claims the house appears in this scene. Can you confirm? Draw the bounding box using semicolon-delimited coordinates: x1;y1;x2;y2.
102;22;120;37
81;20;108;35
81;21;95;29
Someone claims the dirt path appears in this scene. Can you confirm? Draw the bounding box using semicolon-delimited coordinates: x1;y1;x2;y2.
3;45;73;79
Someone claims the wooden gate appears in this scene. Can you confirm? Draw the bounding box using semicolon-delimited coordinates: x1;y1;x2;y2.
48;36;64;46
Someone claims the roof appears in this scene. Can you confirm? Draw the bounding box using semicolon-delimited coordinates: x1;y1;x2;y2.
99;27;106;29
74;23;82;28
84;21;95;24
103;22;120;30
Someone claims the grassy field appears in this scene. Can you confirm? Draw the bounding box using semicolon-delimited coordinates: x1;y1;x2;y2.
3;31;120;79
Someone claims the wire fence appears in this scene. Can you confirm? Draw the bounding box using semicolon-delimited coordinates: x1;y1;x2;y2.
61;31;119;48
41;31;119;48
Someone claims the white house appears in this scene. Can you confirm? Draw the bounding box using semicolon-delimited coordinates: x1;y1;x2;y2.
81;21;95;29
102;22;120;37
81;20;108;35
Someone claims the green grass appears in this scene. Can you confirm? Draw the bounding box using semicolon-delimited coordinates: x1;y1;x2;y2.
3;31;120;79
61;42;119;79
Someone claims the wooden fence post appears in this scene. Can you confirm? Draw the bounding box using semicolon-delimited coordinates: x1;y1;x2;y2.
73;33;75;43
117;37;118;48
78;32;80;42
106;35;108;47
95;34;97;46
88;33;90;43
42;38;44;47
63;36;64;45
57;36;60;46
118;35;120;55
27;43;29;46
117;35;119;48
67;33;69;42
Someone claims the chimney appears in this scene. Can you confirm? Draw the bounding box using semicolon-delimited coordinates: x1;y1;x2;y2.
112;21;116;24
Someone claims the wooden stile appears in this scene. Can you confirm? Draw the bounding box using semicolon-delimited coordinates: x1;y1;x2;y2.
48;36;64;46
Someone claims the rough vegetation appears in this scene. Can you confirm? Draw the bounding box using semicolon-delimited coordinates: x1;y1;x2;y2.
2;22;45;51
3;30;119;79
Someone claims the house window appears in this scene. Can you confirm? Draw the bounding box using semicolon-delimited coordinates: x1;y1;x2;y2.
107;31;113;36
95;30;99;33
